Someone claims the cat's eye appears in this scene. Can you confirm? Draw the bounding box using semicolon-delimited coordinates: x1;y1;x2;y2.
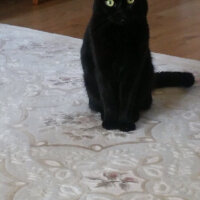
105;0;115;7
127;0;135;4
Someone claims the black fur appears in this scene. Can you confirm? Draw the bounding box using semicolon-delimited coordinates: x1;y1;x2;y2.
81;0;195;132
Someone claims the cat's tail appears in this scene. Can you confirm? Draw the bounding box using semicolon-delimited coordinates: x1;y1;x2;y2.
154;72;195;88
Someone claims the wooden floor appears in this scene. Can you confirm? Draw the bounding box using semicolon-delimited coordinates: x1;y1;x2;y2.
0;0;200;60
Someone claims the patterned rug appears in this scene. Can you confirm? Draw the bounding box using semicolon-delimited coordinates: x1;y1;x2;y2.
0;24;200;200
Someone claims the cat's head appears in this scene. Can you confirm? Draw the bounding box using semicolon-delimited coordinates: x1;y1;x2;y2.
93;0;148;25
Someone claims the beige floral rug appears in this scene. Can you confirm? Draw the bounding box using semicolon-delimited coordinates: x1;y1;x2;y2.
0;24;200;200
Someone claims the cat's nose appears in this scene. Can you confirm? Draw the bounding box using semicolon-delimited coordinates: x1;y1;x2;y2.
120;18;125;23
120;18;126;24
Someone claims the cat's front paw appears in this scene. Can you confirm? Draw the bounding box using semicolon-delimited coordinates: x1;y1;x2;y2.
119;121;136;132
139;96;152;111
132;112;140;122
102;120;119;130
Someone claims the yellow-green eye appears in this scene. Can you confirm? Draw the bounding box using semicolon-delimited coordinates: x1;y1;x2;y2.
105;0;115;7
127;0;135;4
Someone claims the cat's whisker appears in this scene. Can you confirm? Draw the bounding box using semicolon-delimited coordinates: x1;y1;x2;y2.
92;11;120;33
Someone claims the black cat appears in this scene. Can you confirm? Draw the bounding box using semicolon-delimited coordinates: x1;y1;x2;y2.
81;0;195;132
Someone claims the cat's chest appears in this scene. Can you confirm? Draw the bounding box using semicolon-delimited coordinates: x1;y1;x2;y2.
91;24;147;68
112;28;138;45
106;27;141;55
113;33;141;63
